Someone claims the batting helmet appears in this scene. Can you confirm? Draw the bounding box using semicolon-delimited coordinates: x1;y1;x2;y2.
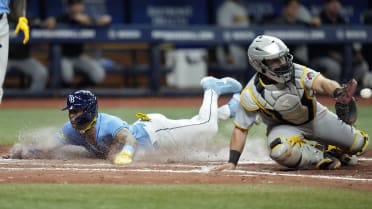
247;35;294;84
62;90;98;126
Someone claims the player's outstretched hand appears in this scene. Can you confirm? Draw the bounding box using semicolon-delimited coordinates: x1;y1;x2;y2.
14;16;29;44
113;150;133;165
212;163;236;171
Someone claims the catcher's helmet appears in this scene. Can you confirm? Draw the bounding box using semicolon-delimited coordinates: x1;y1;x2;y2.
247;35;294;83
62;90;98;126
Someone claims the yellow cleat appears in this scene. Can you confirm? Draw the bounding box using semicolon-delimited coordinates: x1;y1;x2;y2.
136;112;151;121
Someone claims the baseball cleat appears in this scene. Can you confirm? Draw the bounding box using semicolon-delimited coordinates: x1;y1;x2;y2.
339;154;358;166
201;76;242;95
316;156;341;170
325;145;358;166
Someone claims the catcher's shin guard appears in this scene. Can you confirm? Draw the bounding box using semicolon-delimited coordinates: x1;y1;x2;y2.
269;136;323;169
350;130;369;156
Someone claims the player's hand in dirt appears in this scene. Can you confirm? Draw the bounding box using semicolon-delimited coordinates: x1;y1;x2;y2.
212;163;237;171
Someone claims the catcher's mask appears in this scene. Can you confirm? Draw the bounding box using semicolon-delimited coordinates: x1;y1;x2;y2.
62;90;98;128
247;35;294;84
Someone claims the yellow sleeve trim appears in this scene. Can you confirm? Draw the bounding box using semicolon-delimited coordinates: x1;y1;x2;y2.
311;74;321;90
240;87;259;111
246;87;276;119
301;66;307;91
233;121;249;131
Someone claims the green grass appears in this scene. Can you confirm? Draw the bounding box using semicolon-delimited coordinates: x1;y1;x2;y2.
1;106;371;146
0;184;371;209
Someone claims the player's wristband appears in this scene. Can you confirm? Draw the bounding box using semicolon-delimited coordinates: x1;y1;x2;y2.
228;150;241;165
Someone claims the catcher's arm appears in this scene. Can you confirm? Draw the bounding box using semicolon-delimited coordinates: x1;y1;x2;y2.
107;128;137;165
312;75;358;125
213;126;248;171
311;74;341;96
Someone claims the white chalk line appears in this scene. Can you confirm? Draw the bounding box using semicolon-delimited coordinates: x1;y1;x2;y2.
0;166;371;182
228;170;372;182
1;157;371;167
0;159;372;183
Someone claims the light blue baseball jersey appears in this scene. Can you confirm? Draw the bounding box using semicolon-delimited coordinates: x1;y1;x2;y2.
0;0;9;14
58;113;152;158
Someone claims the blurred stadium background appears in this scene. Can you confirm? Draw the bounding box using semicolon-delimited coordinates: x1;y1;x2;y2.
4;0;372;97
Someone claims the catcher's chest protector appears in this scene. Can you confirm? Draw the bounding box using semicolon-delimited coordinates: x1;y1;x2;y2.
242;67;316;125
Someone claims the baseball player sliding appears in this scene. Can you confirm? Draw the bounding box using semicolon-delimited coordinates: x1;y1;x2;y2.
0;0;29;103
216;35;369;171
7;76;242;164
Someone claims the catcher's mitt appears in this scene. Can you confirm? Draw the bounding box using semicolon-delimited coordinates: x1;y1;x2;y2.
333;79;358;125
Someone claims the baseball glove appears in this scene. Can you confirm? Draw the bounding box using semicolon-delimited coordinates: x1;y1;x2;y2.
333;79;357;125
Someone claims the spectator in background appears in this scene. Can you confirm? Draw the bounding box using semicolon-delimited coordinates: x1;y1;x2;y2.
7;16;48;92
309;0;346;82
269;0;310;65
44;0;110;87
296;2;321;27
352;44;372;88
216;0;249;70
310;0;370;86
359;2;372;88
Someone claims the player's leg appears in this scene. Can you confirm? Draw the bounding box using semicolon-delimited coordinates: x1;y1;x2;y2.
144;77;242;147
144;88;220;149
218;93;240;120
267;125;337;169
0;15;9;103
311;110;368;159
187;76;242;137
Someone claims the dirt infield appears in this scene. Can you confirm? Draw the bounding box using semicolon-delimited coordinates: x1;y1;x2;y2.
0;97;372;190
0;156;371;190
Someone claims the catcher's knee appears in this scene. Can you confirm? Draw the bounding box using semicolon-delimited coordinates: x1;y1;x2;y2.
269;137;302;168
349;130;369;155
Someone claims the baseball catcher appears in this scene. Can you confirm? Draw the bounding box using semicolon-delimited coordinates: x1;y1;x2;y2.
216;35;369;171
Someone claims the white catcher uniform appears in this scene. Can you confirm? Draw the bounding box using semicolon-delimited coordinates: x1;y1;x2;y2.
235;64;368;168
